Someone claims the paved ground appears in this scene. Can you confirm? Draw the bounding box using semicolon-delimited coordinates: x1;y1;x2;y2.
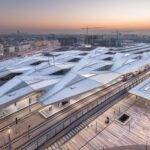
46;94;150;150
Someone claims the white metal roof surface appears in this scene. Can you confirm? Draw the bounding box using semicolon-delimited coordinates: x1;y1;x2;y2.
40;45;150;105
129;78;150;100
0;50;86;108
0;44;150;107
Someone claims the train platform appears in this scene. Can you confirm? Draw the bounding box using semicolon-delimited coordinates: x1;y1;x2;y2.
48;94;150;150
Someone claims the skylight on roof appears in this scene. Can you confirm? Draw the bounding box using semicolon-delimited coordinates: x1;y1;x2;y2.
50;68;71;76
68;58;81;62
79;53;88;56
96;64;113;71
0;73;22;86
30;61;46;66
105;52;116;55
102;57;113;61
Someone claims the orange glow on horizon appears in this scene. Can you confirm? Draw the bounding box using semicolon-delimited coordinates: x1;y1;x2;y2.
2;21;150;30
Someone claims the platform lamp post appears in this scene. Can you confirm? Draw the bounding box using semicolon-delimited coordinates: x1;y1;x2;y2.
27;125;31;140
118;107;121;115
28;98;31;112
113;110;116;119
95;121;98;133
128;120;131;132
101;145;105;150
145;101;149;116
144;116;149;150
7;128;12;150
145;135;149;150
146;140;148;150
27;125;30;139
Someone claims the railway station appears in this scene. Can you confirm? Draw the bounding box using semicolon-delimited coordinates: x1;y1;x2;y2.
0;43;150;149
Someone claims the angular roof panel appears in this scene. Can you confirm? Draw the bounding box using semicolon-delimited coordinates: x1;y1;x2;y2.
129;79;150;100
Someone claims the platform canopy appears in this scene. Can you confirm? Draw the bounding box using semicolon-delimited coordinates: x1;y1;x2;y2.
0;50;88;108
129;78;150;100
40;46;150;105
0;44;150;108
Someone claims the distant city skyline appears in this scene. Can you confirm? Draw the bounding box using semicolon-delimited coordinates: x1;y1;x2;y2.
0;0;150;34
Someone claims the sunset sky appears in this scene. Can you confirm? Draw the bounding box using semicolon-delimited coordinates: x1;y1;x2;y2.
0;0;150;34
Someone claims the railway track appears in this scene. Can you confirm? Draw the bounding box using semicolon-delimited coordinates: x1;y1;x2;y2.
45;94;136;150
0;79;124;149
0;79;120;134
0;103;42;132
0;70;149;149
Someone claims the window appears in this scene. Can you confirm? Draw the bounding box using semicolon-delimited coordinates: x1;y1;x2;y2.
30;61;46;66
0;73;22;86
68;58;81;62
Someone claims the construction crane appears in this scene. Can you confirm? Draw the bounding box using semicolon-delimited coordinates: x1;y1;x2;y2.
81;26;104;46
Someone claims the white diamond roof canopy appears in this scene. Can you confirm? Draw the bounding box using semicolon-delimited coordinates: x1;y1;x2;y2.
0;50;86;108
40;45;150;105
0;43;150;108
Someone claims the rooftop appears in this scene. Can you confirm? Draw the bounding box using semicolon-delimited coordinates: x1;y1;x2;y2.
130;78;150;100
0;43;150;108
